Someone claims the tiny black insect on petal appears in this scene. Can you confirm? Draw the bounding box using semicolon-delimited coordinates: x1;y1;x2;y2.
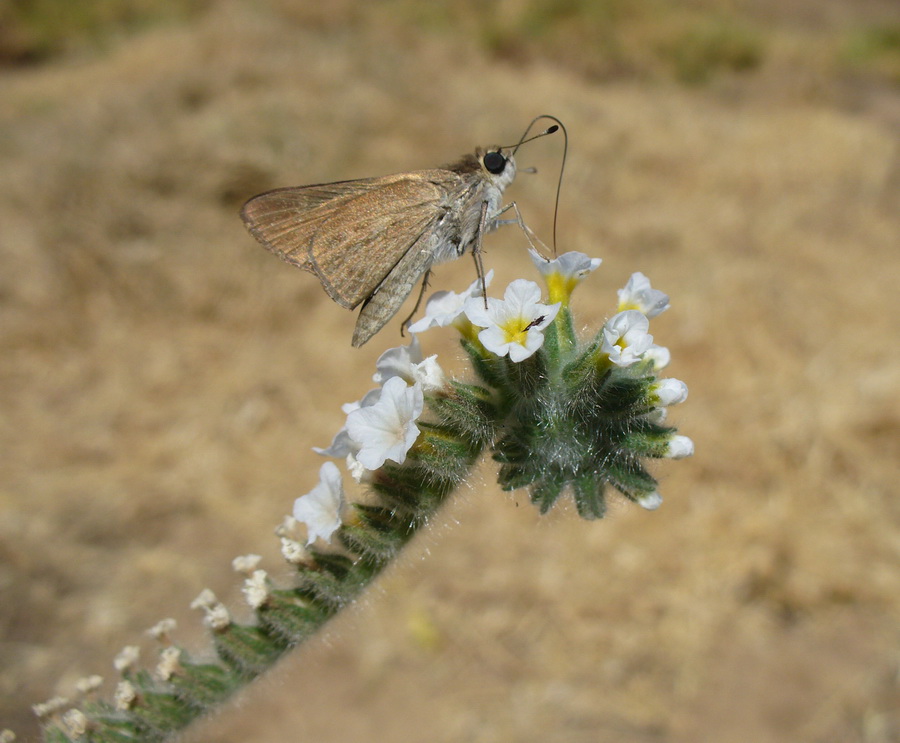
483;151;507;174
524;315;546;331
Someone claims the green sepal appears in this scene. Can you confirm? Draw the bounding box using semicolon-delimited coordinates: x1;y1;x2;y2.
409;424;480;483
500;351;548;401
601;375;656;415
339;505;411;563
606;458;658;500
426;381;497;447
40;728;74;743
369;466;441;523
623;422;678;458
529;477;564;514
546;304;577;360
496;462;542;491
572;475;607;520
257;590;331;644
169;655;240;709
296;552;370;608
124;681;195;738
491;427;530;464
561;336;606;391
541;311;561;363
461;338;506;390
64;703;149;743
212;623;288;677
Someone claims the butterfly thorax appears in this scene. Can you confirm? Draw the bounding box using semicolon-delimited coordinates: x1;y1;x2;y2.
428;148;517;265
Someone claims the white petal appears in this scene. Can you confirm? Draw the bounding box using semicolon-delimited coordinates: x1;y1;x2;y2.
408;270;493;332
503;279;543;312
653;378;689;406
666;435;695;459
411;355;447;391
637;491;663;510
372;337;423;385
346;377;423;470
618;272;670;317
292;461;345;545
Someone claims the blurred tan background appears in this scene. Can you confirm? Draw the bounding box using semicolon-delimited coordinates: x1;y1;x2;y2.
1;1;898;741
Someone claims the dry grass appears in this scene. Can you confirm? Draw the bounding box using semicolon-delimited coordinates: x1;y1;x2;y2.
1;1;898;741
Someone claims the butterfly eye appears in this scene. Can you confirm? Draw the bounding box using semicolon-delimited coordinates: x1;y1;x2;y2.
483;151;507;175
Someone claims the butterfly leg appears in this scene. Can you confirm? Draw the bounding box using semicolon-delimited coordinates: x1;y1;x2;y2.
491;201;552;258
399;269;432;337
471;200;493;308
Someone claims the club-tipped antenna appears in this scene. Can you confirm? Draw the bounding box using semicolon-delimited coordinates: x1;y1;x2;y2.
511;114;567;255
498;124;559;153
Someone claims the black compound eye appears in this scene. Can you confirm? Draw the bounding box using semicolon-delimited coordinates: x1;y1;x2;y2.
483;151;506;175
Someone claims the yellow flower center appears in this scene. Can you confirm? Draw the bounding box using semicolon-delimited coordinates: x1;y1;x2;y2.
546;273;575;305
502;317;533;346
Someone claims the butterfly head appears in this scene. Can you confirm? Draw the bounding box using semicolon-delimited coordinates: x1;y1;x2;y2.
475;147;517;190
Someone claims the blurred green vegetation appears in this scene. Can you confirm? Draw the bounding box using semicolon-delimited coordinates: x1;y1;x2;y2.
0;0;896;90
0;0;208;64
660;18;764;84
471;0;765;83
841;23;900;83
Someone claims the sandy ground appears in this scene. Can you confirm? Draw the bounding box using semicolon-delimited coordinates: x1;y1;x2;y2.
1;2;899;741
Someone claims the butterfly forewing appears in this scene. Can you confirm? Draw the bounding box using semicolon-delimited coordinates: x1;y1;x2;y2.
241;172;458;308
308;175;453;307
240;179;386;274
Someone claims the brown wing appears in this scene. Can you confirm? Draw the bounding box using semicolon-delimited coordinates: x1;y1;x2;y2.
352;236;436;347
240;178;387;272
241;171;459;309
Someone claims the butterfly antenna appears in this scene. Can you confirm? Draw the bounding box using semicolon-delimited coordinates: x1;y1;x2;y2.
511;114;567;256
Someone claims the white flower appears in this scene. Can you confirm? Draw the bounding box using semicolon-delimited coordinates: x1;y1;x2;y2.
313;388;381;458
373;337;446;392
637;491;663;510
146;618;177;641
242;569;270;609
293;461;346;545
156;647;183;681
464;279;561;362
652;378;689;406
313;427;358;459
204;604;231;631
666;435;694;459
343;388;382;414
529;248;602;301
32;697;70;719
231;554;262;575
316;341;444;461
643;343;671;370
373;336;422;384
113;646;140;673
345;452;372;483
61;709;88;738
646;407;668;424
189;588;218;611
346;376;424;470
601;310;654;367
280;536;309;564
407;270;494;333
74;675;104;694
617;272;670;317
114;681;136;711
190;590;230;630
